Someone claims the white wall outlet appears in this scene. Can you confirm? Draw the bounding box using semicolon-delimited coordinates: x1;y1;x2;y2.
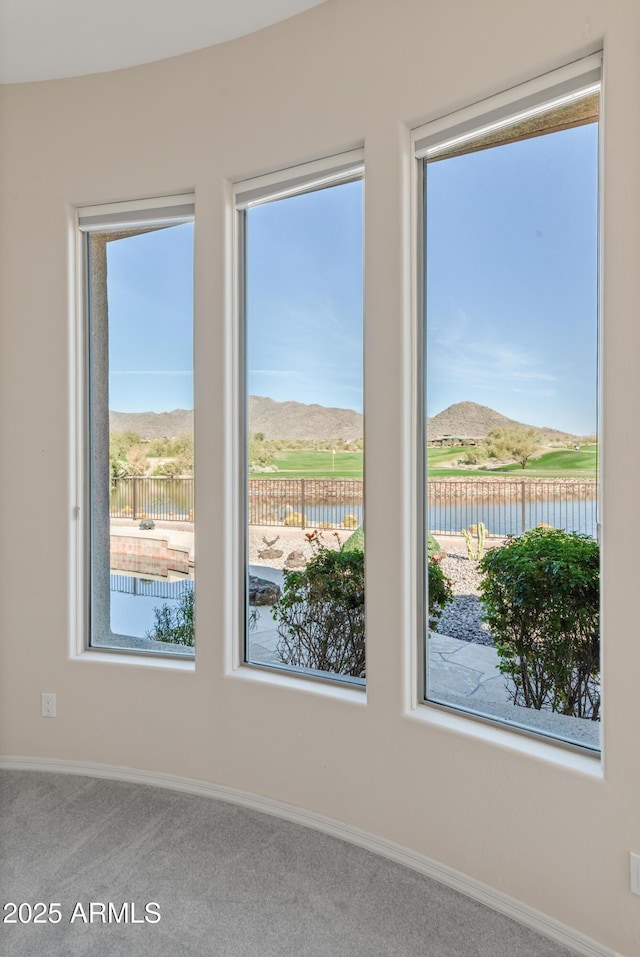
630;853;640;895
41;693;56;718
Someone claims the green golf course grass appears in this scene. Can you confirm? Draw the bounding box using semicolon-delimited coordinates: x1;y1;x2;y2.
249;444;598;479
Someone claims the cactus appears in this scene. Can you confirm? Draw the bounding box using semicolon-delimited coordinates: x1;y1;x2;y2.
461;527;476;561
477;521;486;560
462;522;488;561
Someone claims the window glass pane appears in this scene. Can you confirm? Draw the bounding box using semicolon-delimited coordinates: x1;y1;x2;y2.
87;221;195;654
243;177;365;682
424;93;600;748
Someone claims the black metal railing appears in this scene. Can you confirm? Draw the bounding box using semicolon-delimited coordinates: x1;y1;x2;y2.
110;476;598;537
248;478;363;529
427;479;597;538
110;477;194;522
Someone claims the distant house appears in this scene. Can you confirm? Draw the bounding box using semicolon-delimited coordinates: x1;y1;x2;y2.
428;434;479;447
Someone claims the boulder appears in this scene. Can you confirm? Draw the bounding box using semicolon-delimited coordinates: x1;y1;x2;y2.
258;548;284;559
248;575;281;606
284;550;307;570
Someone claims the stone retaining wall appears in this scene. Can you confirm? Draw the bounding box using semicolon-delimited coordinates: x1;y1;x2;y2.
110;535;192;577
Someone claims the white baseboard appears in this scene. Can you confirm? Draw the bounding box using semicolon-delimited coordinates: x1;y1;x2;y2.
0;755;622;957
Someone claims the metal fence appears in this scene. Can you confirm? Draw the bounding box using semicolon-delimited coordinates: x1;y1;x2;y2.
110;476;598;537
248;478;363;529
110;477;194;522
427;479;598;538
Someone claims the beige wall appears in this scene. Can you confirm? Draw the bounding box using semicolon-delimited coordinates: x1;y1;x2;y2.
1;1;640;953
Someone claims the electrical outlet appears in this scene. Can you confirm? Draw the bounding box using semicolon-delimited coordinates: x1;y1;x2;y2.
630;853;640;895
41;693;56;718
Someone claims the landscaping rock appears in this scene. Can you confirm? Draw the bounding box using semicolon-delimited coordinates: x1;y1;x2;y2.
284;549;307;570
258;548;284;559
248;576;281;606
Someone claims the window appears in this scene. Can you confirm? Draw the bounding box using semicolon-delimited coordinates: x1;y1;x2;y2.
235;152;365;684
415;56;601;749
79;196;195;656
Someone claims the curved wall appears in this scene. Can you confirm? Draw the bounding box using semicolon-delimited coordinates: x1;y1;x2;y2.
1;1;639;954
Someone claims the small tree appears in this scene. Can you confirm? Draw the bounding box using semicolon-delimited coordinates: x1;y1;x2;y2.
248;432;273;469
479;527;600;719
172;432;194;475
110;430;142;459
485;426;541;469
152;460;182;478
122;445;148;477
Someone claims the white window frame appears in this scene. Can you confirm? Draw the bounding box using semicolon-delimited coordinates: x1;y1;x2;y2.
76;194;195;659
411;54;603;751
232;150;366;685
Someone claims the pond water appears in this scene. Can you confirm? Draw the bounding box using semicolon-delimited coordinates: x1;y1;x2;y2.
110;577;193;639
428;497;598;538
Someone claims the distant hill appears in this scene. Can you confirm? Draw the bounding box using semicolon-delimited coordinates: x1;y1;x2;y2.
427;401;574;442
108;397;363;442
248;395;362;441
109;409;193;440
109;398;576;443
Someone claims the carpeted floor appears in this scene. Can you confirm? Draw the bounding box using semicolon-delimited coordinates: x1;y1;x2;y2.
0;770;578;957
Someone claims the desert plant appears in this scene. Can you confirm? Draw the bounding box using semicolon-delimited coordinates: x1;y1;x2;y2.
273;525;450;672
484;426;541;469
479;527;600;719
427;531;441;558
462;522;487;560
147;587;194;647
427;558;454;629
152;460;182;478
342;513;359;528
273;540;365;678
343;524;364;552
283;510;307;527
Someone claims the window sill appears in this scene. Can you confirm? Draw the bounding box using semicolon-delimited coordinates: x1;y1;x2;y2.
405;700;603;778
231;661;367;704
72;648;196;672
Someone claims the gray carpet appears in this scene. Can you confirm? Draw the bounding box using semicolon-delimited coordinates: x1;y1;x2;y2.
0;770;578;957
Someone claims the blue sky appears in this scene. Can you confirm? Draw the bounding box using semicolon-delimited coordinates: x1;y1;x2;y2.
426;122;598;435
246;180;364;412
106;121;598;435
107;222;194;413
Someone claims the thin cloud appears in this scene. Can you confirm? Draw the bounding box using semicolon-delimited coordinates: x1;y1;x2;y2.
249;369;298;377
429;329;556;390
110;370;193;376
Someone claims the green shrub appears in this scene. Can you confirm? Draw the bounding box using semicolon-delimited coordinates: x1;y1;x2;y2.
479;527;600;719
342;525;441;558
273;526;451;676
427;532;441;558
343;524;364;552
273;546;365;678
427;558;454;629
147;588;194;647
152;460;182;478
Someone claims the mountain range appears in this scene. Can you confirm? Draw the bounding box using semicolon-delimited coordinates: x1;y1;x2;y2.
110;397;576;441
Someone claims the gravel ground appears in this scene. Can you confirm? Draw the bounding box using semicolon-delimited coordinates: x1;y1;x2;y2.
249;526;343;570
436;544;494;646
249;527;497;647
